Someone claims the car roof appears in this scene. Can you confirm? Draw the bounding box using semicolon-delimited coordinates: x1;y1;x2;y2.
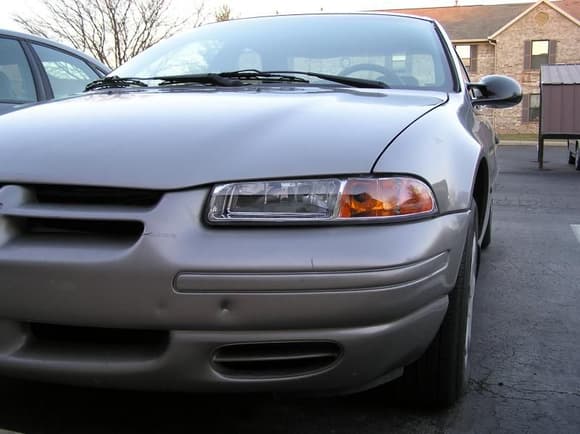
0;28;110;73
205;12;437;26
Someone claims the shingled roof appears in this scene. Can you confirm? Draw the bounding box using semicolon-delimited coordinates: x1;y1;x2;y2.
378;1;580;41
556;0;580;18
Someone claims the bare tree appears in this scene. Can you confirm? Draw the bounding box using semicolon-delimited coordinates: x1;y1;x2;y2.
214;4;233;22
14;0;206;69
192;1;210;28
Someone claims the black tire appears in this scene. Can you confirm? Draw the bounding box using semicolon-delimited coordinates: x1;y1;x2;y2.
481;205;492;250
396;202;479;407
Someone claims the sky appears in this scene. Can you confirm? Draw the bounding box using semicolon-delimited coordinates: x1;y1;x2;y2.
0;0;538;31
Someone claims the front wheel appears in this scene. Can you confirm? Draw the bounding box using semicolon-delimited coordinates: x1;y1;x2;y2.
396;203;479;407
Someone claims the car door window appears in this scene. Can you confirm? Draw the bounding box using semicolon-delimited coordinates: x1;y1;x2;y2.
32;44;99;99
0;37;37;103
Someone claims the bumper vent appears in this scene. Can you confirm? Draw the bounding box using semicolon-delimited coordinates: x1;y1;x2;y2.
212;341;341;378
21;323;169;361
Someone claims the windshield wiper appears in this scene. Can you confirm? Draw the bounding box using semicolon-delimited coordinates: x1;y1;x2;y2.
157;71;309;87
218;70;310;83
156;73;247;87
216;70;387;88
231;69;389;89
85;76;149;91
86;69;388;91
86;74;247;91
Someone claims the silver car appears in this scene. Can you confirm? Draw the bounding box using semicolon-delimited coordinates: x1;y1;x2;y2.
0;29;110;115
0;14;521;407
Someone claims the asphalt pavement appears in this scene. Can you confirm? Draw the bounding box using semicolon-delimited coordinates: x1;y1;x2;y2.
0;145;578;433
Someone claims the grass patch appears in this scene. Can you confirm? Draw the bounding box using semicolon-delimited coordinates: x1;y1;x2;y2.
498;133;538;141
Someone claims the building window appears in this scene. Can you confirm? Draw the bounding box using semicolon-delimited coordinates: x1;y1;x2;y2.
455;44;478;73
529;94;540;121
455;45;471;68
531;40;549;69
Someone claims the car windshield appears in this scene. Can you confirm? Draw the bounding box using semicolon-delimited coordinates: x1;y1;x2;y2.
113;14;454;91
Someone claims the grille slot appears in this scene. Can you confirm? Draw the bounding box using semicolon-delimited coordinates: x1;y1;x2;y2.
212;342;341;378
32;184;162;208
21;323;169;361
19;217;143;242
5;216;144;249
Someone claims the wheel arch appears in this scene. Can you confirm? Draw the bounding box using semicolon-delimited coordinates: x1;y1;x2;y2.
472;157;489;237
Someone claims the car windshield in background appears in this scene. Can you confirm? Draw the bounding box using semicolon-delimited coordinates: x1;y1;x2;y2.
113;14;454;91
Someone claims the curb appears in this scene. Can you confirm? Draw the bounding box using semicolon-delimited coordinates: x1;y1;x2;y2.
499;140;566;147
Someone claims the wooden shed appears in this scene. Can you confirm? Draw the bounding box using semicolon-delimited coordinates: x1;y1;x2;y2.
538;64;580;168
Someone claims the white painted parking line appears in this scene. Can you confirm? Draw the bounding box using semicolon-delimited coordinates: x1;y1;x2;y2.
571;225;580;244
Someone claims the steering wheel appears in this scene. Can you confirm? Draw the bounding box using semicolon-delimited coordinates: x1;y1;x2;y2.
339;63;403;86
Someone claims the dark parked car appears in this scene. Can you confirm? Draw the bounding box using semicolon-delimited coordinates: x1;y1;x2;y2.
0;29;109;115
0;14;521;407
568;139;580;170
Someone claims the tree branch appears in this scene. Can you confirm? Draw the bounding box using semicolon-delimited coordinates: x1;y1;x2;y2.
12;0;199;69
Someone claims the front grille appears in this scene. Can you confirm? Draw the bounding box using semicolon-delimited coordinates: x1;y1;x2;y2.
0;184;157;248
212;342;342;378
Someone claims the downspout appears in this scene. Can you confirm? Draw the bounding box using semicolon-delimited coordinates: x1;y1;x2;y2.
488;38;497;73
488;38;498;132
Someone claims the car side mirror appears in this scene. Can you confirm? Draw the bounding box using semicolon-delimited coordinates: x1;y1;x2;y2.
468;75;522;108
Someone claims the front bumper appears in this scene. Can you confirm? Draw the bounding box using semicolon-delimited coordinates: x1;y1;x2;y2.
0;186;470;392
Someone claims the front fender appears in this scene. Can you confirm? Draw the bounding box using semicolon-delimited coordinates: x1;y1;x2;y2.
372;94;483;213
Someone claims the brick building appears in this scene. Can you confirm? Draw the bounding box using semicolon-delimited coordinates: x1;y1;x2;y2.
381;0;580;134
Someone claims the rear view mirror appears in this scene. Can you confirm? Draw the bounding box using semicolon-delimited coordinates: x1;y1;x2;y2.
468;75;522;108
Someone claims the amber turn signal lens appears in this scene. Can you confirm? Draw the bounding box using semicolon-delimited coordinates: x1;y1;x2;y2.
339;178;436;218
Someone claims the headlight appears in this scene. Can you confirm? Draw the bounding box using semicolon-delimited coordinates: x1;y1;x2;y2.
207;177;437;224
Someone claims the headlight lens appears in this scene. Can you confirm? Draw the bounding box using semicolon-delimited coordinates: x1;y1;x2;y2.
209;179;342;221
207;177;437;223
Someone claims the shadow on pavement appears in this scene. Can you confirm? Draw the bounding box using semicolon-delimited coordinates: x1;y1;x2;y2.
0;377;447;434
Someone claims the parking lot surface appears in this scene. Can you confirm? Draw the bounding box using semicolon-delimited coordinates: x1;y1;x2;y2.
0;145;578;433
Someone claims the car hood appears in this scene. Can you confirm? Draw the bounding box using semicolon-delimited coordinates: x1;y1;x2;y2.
0;87;447;190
